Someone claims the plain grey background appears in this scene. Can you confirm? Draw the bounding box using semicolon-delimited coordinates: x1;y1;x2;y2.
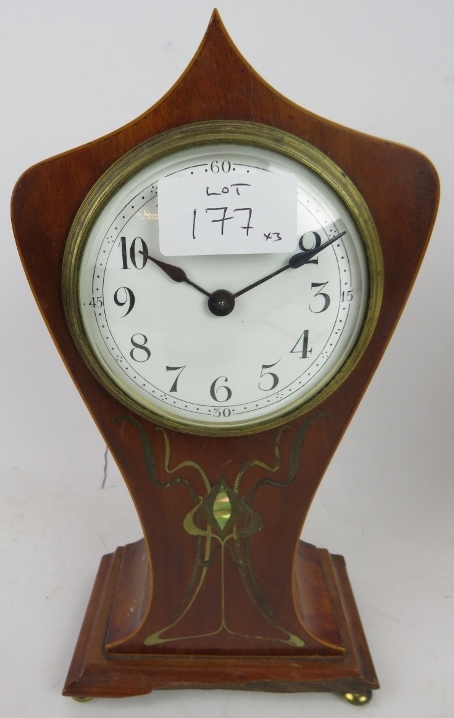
1;1;452;716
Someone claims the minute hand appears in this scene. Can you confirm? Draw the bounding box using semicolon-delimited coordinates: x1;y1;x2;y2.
233;231;346;299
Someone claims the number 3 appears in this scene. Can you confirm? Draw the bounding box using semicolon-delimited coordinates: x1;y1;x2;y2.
310;282;330;313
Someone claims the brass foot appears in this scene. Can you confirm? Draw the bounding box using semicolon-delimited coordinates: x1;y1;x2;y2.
71;696;94;702
343;690;373;706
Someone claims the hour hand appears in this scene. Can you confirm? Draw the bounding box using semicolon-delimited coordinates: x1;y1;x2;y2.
139;251;211;298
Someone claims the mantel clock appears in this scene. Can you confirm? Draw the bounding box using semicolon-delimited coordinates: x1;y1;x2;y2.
11;11;438;705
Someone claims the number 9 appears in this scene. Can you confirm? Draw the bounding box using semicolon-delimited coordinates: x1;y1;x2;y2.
114;287;136;317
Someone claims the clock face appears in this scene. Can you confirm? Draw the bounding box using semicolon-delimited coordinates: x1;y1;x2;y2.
64;122;383;434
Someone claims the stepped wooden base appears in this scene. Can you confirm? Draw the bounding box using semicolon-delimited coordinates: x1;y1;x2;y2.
63;539;378;700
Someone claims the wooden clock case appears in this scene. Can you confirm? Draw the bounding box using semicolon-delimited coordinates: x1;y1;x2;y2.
11;11;438;702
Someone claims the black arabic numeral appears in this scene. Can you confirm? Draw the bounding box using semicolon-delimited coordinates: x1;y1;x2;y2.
210;159;232;173
166;365;186;393
341;289;354;302
89;296;103;309
310;281;330;313
120;236;148;269
299;231;321;265
130;333;151;362
213;407;232;418
258;361;280;391
290;330;312;359
114;287;136;317
210;376;232;402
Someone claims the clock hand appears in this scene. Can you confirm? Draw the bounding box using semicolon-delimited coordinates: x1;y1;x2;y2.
233;231;346;299
288;230;346;268
140;232;345;316
207;230;346;317
139;251;211;298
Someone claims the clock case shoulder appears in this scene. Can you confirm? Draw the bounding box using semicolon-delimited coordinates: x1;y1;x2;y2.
11;8;439;409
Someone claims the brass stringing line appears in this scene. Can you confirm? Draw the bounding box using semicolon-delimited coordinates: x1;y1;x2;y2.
229;508;304;645
169;505;204;624
114;416;199;503
146;531;229;646
221;542;226;629
146;527;301;646
213;428;305;645
156;426;216;625
246;411;329;504
233;426;288;493
146;523;242;644
199;542;223;566
223;413;330;645
208;510;301;645
145;622;224;646
231;526;276;621
119;417;302;646
168;493;242;636
112;418;212;643
144;418;327;647
146;497;298;647
144;522;214;645
156;426;211;493
219;534;304;646
239;413;328;620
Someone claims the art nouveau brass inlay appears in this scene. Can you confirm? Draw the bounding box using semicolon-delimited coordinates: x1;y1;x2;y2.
115;411;330;649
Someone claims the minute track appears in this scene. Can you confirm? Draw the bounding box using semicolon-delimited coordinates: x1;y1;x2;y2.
74;129;371;431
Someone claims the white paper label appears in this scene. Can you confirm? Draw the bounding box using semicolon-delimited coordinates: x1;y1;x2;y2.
158;172;297;256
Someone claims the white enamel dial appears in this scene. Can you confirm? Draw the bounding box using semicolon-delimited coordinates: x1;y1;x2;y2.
66;123;381;434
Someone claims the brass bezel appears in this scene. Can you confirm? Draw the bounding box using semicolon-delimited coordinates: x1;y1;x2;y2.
63;121;383;436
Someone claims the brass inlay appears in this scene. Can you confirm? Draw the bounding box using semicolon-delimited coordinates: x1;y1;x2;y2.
115;411;341;652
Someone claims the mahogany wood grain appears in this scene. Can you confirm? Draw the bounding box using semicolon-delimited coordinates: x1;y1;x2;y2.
62;540;378;697
11;10;438;700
